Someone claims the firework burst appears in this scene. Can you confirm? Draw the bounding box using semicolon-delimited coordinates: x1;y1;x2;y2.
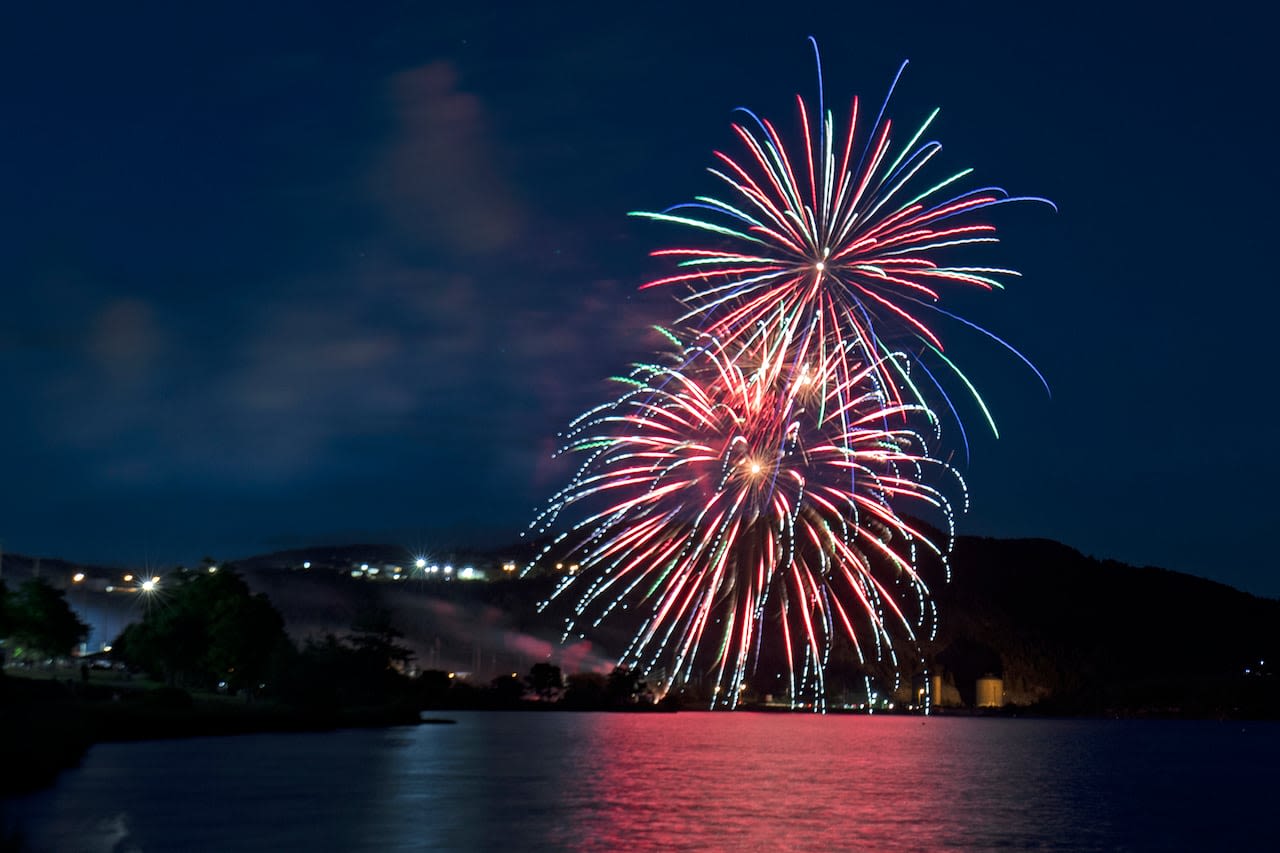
529;42;1044;710
529;329;961;708
631;41;1052;450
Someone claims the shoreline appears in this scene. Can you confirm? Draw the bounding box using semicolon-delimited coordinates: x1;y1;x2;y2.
0;675;424;797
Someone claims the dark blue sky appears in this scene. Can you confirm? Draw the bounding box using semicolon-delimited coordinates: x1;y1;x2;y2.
3;2;1277;596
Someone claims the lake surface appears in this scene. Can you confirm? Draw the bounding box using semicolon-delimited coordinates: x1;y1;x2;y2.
7;713;1276;851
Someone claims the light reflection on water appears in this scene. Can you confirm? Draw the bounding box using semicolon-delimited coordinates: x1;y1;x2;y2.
9;713;1276;851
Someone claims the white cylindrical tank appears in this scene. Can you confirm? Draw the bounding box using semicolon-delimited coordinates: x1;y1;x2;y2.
976;675;1004;708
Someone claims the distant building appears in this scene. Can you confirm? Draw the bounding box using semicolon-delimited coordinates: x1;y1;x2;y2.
976;674;1004;708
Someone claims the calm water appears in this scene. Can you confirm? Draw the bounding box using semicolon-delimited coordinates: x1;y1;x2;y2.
6;713;1276;851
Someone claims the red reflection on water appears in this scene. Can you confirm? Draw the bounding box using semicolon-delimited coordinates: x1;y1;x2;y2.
559;713;969;851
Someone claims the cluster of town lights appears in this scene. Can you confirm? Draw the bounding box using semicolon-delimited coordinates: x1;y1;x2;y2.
336;557;490;581
71;554;530;597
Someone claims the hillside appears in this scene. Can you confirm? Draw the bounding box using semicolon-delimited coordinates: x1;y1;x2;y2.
3;536;1275;715
222;536;1280;715
932;536;1278;714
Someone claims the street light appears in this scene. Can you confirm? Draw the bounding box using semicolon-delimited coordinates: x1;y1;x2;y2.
70;571;89;654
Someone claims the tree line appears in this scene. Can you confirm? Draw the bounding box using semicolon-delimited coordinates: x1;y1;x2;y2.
1;568;677;713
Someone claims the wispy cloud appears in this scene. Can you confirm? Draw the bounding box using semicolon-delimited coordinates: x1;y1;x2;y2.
373;61;524;255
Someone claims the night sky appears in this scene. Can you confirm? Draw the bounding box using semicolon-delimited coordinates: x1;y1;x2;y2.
4;2;1277;597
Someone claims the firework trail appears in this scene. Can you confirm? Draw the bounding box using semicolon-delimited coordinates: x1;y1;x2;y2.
631;41;1053;452
529;328;961;708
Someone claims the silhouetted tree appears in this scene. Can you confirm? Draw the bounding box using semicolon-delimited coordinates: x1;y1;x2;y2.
606;665;647;705
272;634;344;709
5;579;88;658
564;672;607;709
527;662;564;701
490;672;525;704
347;607;414;673
114;568;286;690
415;669;453;708
274;610;418;710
